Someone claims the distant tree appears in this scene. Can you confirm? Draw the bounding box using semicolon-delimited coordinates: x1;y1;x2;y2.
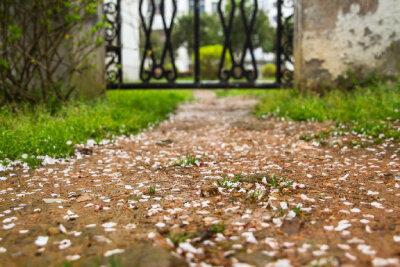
171;12;223;56
227;0;275;53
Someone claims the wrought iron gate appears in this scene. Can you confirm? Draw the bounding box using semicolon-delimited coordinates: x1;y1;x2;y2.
104;0;293;90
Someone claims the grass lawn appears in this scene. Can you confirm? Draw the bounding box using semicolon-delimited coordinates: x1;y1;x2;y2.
0;90;192;168
217;79;400;142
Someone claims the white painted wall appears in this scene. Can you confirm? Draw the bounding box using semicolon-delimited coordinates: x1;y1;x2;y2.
121;0;140;81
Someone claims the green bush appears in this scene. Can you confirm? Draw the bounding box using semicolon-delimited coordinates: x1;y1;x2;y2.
262;64;276;78
196;45;231;80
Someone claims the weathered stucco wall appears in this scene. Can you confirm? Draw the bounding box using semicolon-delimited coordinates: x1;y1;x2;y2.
294;0;400;90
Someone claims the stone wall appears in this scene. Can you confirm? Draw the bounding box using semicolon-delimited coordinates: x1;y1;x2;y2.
294;0;400;90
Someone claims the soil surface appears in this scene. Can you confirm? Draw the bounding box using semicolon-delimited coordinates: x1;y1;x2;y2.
1;91;400;267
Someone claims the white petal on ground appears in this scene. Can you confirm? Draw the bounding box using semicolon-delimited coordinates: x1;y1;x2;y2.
372;258;399;266
66;255;80;261
241;232;258;244
104;249;125;257
58;239;72;250
35;236;49;247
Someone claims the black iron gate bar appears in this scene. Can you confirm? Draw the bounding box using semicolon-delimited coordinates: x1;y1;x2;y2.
105;0;293;90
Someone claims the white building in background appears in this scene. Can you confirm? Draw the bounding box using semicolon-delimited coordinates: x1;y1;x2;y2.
120;0;286;80
121;0;141;81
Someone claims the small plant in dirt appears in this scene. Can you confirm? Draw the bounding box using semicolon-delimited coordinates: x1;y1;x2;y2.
107;255;124;267
148;186;156;195
300;130;332;143
174;153;200;167
292;206;304;217
300;134;312;141
211;222;225;234
246;190;263;201
216;174;241;188
266;175;294;192
167;232;195;246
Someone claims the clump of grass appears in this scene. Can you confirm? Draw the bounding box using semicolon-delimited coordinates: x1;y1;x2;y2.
174;153;200;167
217;79;400;142
148;185;156;195
292;206;304;217
266;175;294;192
255;79;400;141
299;134;312;141
211;222;225;234
246;190;263;201
216;174;241;188
167;232;195;246
0;90;192;168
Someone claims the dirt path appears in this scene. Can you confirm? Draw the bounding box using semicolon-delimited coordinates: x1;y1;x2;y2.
1;91;400;267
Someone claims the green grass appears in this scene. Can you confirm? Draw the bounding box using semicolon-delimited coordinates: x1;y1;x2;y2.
266;175;294;191
215;174;241;188
218;79;400;141
148;185;156;195
0;90;192;168
211;222;225;234
167;232;195;246
173;153;200;167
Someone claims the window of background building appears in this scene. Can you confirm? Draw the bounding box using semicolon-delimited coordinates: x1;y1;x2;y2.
189;0;205;13
211;2;218;13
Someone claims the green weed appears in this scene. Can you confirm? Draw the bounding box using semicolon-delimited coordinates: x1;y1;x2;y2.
267;175;294;191
148;186;156;195
167;232;195;246
174;153;200;167
246;190;263;200
216;174;241;188
211;222;225;234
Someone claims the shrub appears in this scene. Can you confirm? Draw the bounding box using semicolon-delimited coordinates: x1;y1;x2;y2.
262;64;276;78
196;45;231;80
0;0;105;105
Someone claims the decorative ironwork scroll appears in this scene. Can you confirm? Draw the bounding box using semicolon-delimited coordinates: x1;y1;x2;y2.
139;0;178;82
217;0;258;82
104;0;122;84
104;0;294;90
